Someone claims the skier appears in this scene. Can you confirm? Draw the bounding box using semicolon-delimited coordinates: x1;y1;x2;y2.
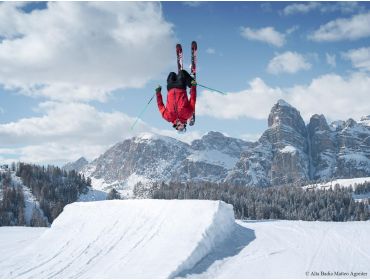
155;69;197;132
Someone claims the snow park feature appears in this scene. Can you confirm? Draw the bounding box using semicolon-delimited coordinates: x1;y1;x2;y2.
0;200;236;278
0;199;370;278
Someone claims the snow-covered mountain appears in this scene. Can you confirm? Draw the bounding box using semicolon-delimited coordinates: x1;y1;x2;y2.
227;100;370;187
79;132;251;195
62;157;88;173
66;100;370;194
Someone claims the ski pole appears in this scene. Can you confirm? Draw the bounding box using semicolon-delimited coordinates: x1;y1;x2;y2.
197;83;226;95
130;93;155;131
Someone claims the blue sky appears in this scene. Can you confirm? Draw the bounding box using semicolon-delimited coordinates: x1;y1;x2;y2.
1;1;370;165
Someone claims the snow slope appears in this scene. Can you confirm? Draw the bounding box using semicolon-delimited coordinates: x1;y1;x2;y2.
0;200;235;279
10;172;49;225
303;177;370;190
0;227;47;264
184;220;370;279
1;200;369;279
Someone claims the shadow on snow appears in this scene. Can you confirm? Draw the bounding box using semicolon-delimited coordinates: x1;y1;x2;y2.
174;223;256;278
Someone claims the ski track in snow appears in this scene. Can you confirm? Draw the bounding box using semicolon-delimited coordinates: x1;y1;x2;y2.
0;200;235;279
0;201;369;279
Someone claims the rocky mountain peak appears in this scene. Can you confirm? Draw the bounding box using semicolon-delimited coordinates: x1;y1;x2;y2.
308;114;330;134
267;99;306;136
345;118;357;128
63;157;88;172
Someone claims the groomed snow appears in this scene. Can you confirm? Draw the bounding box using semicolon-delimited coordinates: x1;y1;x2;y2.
1;204;370;279
0;200;235;279
184;220;370;279
0;227;47;264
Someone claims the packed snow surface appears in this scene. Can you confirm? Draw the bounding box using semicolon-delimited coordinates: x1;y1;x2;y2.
1;201;370;279
0;227;46;264
0;200;235;279
184;220;370;279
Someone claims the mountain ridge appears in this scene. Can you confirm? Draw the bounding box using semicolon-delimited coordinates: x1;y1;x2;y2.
63;100;370;195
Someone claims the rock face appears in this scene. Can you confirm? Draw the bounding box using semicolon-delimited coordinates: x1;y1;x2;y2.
62;157;88;173
307;114;336;180
80;132;252;192
72;100;370;193
83;133;191;186
227;100;310;187
174;132;252;182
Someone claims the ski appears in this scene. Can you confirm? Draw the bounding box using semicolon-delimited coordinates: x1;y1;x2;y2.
176;43;183;72
191;41;197;79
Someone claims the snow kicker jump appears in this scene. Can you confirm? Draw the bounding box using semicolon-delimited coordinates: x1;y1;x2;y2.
0;200;235;279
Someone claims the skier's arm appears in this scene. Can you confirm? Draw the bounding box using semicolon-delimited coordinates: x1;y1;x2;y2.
156;90;171;122
189;85;197;113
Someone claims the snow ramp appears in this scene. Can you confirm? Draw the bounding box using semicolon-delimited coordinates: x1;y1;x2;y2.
0;200;235;279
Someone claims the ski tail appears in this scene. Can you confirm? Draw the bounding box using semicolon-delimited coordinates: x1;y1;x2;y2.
191;41;197;79
176;43;183;72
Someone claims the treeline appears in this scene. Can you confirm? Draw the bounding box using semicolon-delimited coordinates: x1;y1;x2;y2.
353;181;370;194
16;163;91;224
149;181;369;221
0;172;25;226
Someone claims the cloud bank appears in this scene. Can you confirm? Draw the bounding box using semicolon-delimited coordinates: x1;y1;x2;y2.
240;26;286;47
197;72;370;122
267;52;311;75
0;2;175;102
309;12;370;42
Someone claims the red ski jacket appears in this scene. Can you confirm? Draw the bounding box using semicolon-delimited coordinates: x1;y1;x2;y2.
156;86;196;124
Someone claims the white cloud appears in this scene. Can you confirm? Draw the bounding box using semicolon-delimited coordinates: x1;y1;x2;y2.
282;2;320;15
0;100;203;164
197;72;370;122
197;78;285;120
206;48;216;55
309;12;370;42
282;2;363;16
183;2;202;7
342;47;370;71
0;101;151;164
267;51;311;75
240;26;286;47
326;53;337;68
286;25;299;35
318;2;364;14
0;2;175;102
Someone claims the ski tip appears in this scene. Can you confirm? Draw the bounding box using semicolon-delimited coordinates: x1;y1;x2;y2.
191;41;197;50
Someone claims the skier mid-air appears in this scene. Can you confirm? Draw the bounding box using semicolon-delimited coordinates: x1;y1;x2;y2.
155;70;196;132
130;41;224;132
155;42;197;133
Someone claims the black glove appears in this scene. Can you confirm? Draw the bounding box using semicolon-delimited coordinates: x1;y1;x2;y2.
155;85;162;93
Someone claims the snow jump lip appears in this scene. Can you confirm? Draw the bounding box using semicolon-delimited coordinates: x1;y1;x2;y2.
0;199;236;279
